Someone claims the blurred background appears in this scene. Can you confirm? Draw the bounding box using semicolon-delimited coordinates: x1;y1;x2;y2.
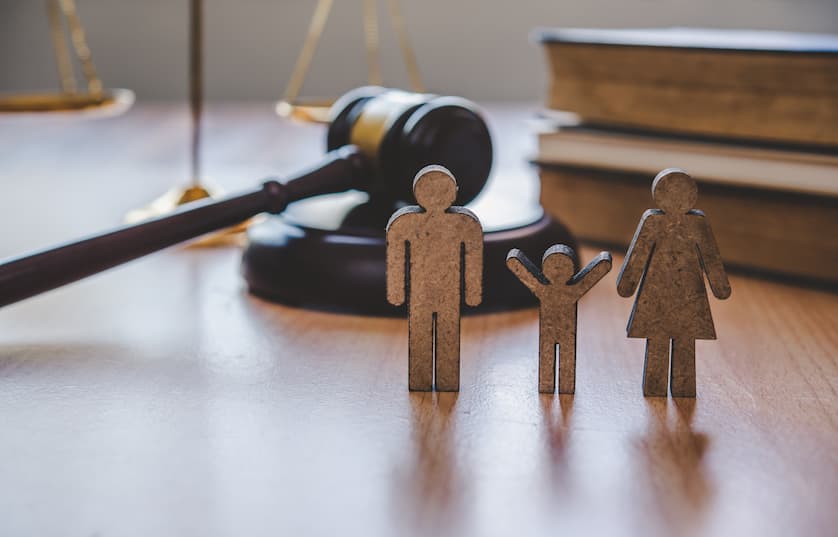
3;0;837;102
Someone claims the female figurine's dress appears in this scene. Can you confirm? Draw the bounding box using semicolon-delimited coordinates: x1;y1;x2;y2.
625;211;716;340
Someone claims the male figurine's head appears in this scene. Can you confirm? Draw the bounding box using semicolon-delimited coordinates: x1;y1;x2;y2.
413;166;458;212
542;244;577;284
652;168;697;214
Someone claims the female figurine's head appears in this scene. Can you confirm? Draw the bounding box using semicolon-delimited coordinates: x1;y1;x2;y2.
413;165;458;211
542;244;577;284
652;169;697;214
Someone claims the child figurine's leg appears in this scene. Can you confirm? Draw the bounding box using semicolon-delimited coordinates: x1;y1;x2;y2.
434;310;461;392
643;338;670;397
408;308;434;391
538;330;556;393
557;334;576;394
670;338;696;397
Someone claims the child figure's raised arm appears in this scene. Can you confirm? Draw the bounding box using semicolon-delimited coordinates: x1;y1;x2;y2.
506;249;546;299
571;251;613;298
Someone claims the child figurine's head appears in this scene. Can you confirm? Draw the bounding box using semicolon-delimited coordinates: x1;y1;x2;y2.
413;165;457;212
542;244;577;284
652;168;697;214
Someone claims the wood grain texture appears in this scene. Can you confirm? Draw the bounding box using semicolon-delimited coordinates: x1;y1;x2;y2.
387;166;483;391
507;246;611;393
0;104;836;537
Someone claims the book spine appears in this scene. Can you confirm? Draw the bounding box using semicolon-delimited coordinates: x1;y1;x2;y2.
543;43;838;146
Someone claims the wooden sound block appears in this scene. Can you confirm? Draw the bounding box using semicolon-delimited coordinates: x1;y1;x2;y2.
242;186;577;315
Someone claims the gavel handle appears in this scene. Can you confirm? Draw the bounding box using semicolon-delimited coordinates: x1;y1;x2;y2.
0;145;368;308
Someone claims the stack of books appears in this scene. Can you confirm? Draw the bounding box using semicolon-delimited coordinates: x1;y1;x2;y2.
533;27;838;284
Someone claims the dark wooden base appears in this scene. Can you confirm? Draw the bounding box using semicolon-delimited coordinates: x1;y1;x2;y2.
242;191;576;315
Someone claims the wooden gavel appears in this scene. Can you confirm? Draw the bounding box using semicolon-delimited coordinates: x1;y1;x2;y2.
0;87;493;308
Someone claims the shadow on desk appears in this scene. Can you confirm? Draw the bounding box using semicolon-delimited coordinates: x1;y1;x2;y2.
539;393;574;485
392;392;464;534
630;398;713;537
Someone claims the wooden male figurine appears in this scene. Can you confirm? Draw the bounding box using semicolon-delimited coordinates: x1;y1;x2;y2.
386;166;483;391
507;245;612;394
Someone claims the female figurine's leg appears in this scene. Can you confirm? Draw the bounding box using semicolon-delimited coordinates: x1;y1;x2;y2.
670;338;696;397
643;338;670;397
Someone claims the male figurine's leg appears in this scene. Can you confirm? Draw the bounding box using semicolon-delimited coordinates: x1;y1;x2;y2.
557;334;576;394
643;338;670;397
538;327;556;393
670;338;696;397
408;308;434;391
434;310;461;392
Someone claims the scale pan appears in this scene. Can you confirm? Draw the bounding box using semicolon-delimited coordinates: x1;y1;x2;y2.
0;88;135;118
275;98;334;124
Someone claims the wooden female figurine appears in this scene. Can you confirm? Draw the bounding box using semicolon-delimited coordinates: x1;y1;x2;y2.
617;169;731;398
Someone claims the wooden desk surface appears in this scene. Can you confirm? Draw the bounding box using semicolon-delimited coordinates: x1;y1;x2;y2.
0;104;836;537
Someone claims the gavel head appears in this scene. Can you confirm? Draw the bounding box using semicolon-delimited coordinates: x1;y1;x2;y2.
326;86;493;206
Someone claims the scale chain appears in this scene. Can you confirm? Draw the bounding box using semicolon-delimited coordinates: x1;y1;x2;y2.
281;0;424;105
58;0;103;97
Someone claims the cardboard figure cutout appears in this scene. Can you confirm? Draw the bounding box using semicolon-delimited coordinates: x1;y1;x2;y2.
386;166;483;391
507;245;611;393
617;169;731;397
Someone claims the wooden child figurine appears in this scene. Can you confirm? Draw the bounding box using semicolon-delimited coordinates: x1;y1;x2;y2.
386;166;483;392
617;169;731;398
506;245;612;394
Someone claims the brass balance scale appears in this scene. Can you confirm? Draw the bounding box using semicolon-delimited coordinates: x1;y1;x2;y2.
0;0;133;116
2;0;422;219
1;0;428;229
